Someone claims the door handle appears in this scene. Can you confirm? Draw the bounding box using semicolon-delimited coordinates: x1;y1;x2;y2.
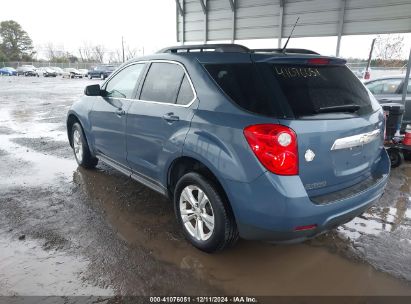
162;112;180;122
115;109;126;116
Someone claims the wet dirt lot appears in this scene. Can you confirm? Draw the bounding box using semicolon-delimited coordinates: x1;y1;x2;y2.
0;77;411;300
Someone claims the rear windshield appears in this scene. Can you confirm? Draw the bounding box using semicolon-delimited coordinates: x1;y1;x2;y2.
204;63;379;118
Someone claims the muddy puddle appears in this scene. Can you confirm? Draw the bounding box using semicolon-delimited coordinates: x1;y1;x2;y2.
0;77;410;297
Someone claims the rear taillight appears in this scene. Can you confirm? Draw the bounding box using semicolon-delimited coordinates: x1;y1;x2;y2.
243;124;298;175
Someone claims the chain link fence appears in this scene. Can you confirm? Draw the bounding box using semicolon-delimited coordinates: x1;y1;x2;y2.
346;62;408;80
0;61;120;70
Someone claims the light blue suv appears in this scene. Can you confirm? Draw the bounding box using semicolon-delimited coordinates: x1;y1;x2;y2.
67;44;390;252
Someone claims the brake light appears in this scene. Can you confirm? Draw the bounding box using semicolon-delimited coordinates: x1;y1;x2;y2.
307;58;329;65
294;224;317;231
243;124;298;175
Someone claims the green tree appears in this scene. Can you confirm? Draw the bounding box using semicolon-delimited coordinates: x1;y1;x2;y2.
0;48;7;62
0;20;35;61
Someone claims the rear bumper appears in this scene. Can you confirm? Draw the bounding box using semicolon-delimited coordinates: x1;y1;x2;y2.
224;149;390;241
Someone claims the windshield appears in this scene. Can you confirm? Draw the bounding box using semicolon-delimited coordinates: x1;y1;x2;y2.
204;63;380;119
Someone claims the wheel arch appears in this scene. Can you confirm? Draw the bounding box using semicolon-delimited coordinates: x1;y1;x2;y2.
67;113;81;147
67;112;94;153
167;156;237;222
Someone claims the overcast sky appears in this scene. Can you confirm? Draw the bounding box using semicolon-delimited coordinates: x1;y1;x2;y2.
0;0;410;60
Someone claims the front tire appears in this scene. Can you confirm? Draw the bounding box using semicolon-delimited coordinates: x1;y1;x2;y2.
174;172;238;253
71;122;98;169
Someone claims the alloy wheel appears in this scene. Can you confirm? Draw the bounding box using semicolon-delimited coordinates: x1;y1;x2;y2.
73;129;83;163
179;185;215;241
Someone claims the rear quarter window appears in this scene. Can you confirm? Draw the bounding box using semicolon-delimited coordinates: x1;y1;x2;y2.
204;63;279;117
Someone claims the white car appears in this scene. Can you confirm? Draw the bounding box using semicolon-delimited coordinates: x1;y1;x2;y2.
78;69;89;77
50;67;64;76
36;67;57;77
62;68;83;79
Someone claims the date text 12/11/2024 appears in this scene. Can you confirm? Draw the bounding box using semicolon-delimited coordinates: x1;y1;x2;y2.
149;296;258;303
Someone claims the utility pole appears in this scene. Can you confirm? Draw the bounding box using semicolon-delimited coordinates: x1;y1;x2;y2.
365;38;376;80
121;36;125;63
401;48;411;106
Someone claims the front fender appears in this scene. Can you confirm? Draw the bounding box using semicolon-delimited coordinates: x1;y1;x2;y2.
66;96;96;154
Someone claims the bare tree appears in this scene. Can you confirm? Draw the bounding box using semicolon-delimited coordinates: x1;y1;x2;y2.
93;45;105;63
108;49;123;63
45;42;56;61
78;42;96;62
374;35;405;64
126;46;141;60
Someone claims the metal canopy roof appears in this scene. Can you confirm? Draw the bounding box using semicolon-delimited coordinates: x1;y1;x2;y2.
175;0;411;55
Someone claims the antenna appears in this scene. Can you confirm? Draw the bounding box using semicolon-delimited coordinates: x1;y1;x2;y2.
282;17;300;54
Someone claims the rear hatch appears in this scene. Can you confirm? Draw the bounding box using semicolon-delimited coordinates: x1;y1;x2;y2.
204;55;384;196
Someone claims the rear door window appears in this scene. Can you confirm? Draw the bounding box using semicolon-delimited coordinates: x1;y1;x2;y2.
140;62;185;104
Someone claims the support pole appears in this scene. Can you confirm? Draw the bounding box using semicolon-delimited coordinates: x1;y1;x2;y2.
121;36;125;63
228;0;236;43
198;0;207;43
278;0;284;48
336;0;346;57
401;48;411;106
175;0;184;16
175;0;185;44
182;0;185;44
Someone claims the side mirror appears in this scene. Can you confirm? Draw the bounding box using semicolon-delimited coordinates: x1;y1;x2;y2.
84;84;101;96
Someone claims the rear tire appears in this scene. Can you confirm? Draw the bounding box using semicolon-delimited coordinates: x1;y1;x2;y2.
174;172;238;253
71;122;98;169
388;148;403;168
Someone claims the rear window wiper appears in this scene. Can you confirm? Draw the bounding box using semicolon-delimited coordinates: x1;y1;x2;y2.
316;104;360;114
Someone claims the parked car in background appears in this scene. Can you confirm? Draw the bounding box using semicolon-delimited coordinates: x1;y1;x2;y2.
78;69;89;77
0;67;17;76
67;44;389;252
365;75;411;130
50;67;64;76
16;65;38;76
88;65;116;79
63;68;83;79
36;67;57;77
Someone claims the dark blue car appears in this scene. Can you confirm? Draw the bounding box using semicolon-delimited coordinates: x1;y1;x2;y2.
0;67;17;76
88;65;116;80
67;44;390;252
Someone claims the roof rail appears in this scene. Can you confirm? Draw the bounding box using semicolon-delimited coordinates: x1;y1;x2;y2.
252;48;319;55
158;44;250;54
